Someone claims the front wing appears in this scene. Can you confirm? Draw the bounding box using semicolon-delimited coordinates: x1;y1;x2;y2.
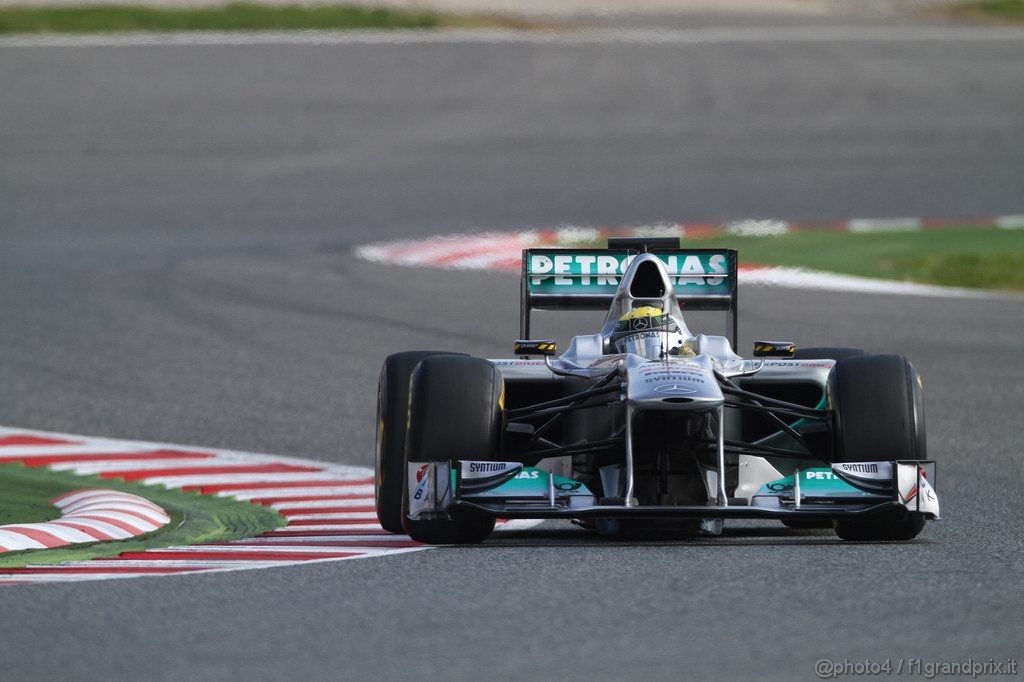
408;459;939;523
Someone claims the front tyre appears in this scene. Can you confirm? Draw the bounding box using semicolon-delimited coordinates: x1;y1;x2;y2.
782;347;868;530
835;509;925;542
402;355;502;544
829;354;928;541
375;351;462;534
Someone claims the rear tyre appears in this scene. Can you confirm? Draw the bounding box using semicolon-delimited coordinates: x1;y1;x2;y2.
793;347;867;361
829;354;928;541
375;351;462;534
402;355;501;544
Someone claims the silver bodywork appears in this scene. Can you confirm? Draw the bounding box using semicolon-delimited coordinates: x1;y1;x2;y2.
407;252;940;528
489;352;843;510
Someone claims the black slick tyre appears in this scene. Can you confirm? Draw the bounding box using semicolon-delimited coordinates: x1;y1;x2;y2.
402;355;502;545
793;347;867;361
374;351;462;534
834;509;926;542
828;354;928;541
782;347;868;530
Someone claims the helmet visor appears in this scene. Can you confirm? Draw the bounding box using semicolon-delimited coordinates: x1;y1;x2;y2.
614;332;667;359
615;314;667;333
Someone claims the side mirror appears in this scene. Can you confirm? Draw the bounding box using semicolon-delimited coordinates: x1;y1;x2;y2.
514;340;557;356
753;341;796;358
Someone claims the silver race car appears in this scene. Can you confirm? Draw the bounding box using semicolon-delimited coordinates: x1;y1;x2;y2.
374;237;939;544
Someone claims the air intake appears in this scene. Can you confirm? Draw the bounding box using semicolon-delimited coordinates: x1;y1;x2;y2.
629;259;667;298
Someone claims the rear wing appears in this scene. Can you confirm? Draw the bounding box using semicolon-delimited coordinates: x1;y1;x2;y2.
520;240;739;348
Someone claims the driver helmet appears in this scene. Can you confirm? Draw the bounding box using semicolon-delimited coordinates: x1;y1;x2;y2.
611;304;690;359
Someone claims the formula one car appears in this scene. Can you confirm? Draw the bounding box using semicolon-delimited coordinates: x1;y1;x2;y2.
374;237;939;544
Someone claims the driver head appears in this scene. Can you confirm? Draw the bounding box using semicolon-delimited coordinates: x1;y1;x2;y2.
611;304;689;359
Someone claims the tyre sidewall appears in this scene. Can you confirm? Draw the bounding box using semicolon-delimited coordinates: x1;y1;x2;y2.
828;354;929;541
829;354;925;463
401;355;502;544
375;351;462;534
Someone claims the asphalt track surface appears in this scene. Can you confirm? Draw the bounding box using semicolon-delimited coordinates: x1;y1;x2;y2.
2;19;1024;681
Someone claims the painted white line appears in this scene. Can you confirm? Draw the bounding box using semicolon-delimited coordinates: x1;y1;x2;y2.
223;485;375;499
556;226;602;243
151;545;391;555
278;523;385;532
49;560;290;569
740;267;1002;298
48;458;240;474
631;224;687;239
1;26;1023;50
271;498;374;511
725;219;791;236
0;574;168;583
0;444;147;457
443;250;521;270
0;425;370;479
228;532;411;540
142;472;345;487
359;232;533;268
282;512;378;521
996;215;1024;229
847;217;922;233
0;550;433;582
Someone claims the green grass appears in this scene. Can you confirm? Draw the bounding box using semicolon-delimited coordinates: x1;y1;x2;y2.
941;0;1024;24
0;471;64;525
0;3;515;34
678;227;1024;291
578;227;1024;291
895;251;1024;290
0;462;285;568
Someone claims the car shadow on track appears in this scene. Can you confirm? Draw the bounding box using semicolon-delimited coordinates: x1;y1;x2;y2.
480;522;856;548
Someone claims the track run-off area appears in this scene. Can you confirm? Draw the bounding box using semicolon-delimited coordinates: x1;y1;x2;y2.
0;427;430;582
354;217;1024;297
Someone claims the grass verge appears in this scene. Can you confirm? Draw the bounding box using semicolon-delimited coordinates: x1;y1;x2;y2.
574;226;1024;291
0;470;63;525
938;1;1024;25
0;3;523;34
0;462;285;568
677;227;1024;291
